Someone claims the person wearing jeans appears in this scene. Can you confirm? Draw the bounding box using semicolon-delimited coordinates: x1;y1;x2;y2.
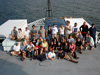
26;42;35;59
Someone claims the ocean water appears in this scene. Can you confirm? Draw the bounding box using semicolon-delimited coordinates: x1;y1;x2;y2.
0;0;100;31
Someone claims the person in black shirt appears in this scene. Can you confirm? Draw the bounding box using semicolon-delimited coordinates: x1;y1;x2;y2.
76;38;82;54
58;50;65;59
80;22;88;40
56;42;62;52
60;36;66;47
31;37;37;45
53;37;58;49
49;41;55;51
63;42;69;53
58;50;78;63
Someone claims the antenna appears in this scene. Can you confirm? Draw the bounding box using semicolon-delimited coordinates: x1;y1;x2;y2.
46;0;52;18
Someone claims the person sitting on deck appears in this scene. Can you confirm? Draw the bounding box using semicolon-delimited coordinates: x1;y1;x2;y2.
67;34;74;44
51;24;58;39
53;37;58;48
65;21;72;39
49;41;55;52
40;39;48;55
30;25;37;39
34;43;40;57
78;31;83;42
63;42;69;53
9;26;17;40
69;41;79;59
24;27;30;44
11;42;21;56
17;28;24;42
31;37;37;46
47;50;56;60
37;36;43;45
60;36;66;47
58;50;78;63
20;41;27;61
76;38;82;54
72;23;79;39
56;42;63;53
84;34;94;50
38;26;45;39
26;42;35;60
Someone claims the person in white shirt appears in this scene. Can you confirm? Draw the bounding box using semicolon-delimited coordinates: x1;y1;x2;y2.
51;24;58;38
47;50;56;60
65;21;72;39
59;24;65;38
26;42;35;59
11;42;21;56
84;34;94;50
17;28;24;42
24;27;30;44
72;23;79;39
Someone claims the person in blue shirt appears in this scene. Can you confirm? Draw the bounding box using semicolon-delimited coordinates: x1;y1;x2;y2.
20;41;27;61
89;24;97;47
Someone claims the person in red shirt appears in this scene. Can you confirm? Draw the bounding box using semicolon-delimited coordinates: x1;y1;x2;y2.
34;43;40;56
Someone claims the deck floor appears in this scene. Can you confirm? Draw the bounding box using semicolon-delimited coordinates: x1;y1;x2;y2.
0;44;100;75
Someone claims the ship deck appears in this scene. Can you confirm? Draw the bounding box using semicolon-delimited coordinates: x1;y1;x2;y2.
0;44;100;75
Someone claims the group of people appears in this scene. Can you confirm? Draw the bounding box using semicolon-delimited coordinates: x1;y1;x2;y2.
9;21;97;63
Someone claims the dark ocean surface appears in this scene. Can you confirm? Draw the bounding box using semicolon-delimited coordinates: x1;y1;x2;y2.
0;0;100;31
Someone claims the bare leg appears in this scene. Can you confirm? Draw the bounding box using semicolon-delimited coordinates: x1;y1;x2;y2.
40;48;43;55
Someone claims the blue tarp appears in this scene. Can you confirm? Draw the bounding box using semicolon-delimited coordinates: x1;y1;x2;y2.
44;18;66;29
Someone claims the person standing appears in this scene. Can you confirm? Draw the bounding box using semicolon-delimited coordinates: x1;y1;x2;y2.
72;23;79;39
46;25;52;44
24;27;30;44
65;21;72;39
59;24;65;38
30;25;37;39
89;24;97;48
38;26;45;39
51;24;58;38
80;22;88;40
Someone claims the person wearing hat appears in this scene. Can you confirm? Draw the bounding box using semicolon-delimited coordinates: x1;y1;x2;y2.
34;42;40;56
